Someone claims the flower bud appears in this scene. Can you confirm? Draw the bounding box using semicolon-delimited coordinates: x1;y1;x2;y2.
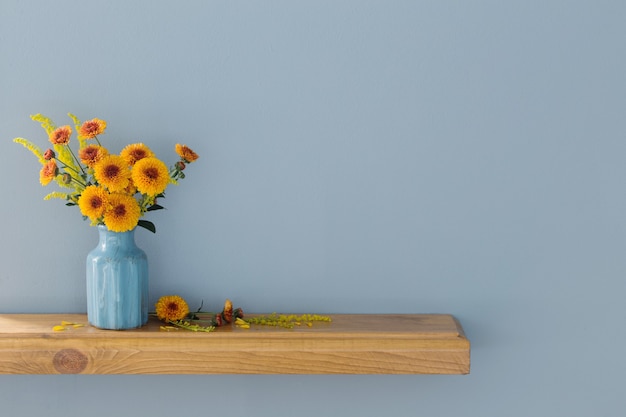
175;161;186;171
62;173;72;184
44;149;55;160
222;299;233;323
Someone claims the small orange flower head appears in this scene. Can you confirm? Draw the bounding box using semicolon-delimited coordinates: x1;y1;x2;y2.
39;160;58;186
79;145;109;168
175;144;199;163
79;118;107;139
49;125;72;145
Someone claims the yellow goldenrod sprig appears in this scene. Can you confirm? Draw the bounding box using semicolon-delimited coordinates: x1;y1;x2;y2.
13;137;46;164
163;320;215;333
246;313;332;329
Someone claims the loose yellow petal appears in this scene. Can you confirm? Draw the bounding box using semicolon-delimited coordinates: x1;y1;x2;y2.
52;325;65;331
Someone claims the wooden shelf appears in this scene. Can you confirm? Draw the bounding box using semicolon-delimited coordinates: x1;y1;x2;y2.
0;314;470;375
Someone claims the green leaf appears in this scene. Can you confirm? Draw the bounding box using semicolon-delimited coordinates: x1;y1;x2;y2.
137;220;156;233
146;204;164;212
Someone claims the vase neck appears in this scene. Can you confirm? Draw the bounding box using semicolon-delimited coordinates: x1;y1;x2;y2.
97;226;137;249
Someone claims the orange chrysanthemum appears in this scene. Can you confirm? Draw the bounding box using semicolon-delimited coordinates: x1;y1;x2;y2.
78;185;109;221
131;157;169;196
103;192;141;232
39;160;58;186
93;155;131;192
79;145;109;168
175;144;199;163
79;118;107;139
155;295;189;322
120;143;155;166
49;126;72;145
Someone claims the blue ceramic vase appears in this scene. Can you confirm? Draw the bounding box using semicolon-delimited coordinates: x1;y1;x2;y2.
86;226;149;330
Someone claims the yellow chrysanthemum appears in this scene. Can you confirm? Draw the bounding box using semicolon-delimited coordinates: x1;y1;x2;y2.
39;160;58;186
93;155;131;192
79;145;109;168
175;144;199;163
78;185;109;221
131;157;169;196
103;192;141;232
124;179;138;195
79;118;107;139
155;295;189;322
49;125;72;145
120;143;155;166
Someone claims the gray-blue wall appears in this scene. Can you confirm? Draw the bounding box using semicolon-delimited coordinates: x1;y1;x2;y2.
2;1;624;415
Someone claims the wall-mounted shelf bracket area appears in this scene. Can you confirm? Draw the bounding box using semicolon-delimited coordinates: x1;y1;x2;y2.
0;314;469;374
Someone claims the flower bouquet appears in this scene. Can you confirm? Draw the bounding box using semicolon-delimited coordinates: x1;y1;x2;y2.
14;113;198;233
13;113;199;329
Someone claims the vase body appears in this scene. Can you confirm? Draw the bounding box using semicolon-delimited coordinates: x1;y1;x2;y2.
86;226;148;330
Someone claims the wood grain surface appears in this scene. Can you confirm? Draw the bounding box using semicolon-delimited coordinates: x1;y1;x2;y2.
0;314;470;374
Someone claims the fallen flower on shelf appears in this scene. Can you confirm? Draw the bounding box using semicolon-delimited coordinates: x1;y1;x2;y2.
185;298;244;327
155;295;189;322
152;295;330;332
154;295;215;332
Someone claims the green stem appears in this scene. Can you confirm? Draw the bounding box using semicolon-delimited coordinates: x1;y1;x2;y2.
71;177;87;188
167;319;215;332
65;145;86;176
56;159;81;175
